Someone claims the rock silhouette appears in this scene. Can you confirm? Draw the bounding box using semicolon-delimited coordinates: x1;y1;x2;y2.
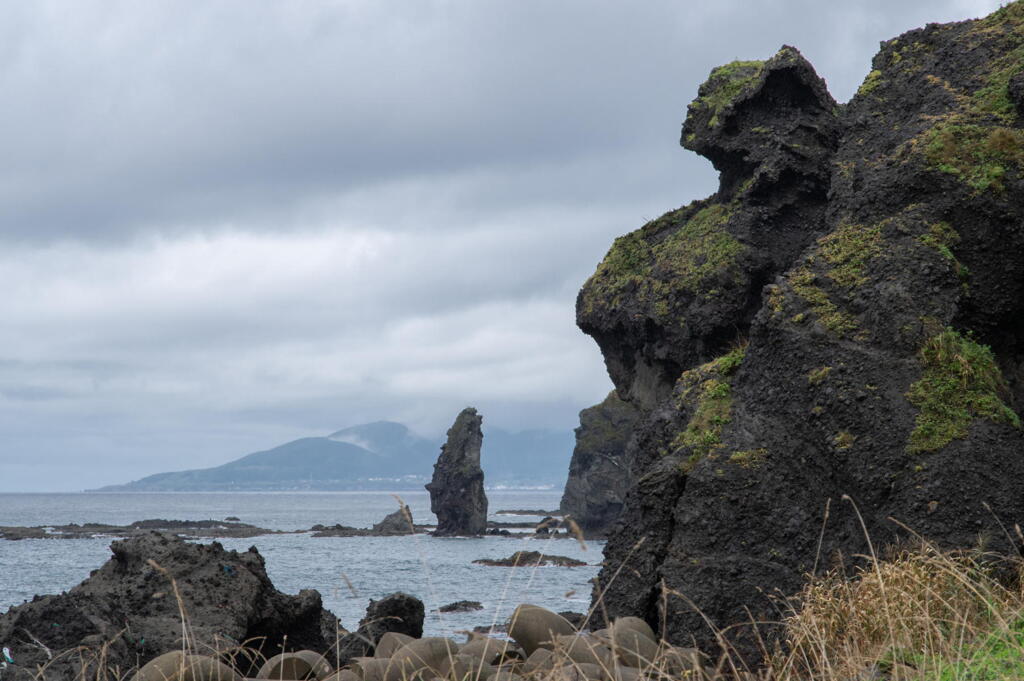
560;391;640;536
426;407;488;536
579;4;1024;664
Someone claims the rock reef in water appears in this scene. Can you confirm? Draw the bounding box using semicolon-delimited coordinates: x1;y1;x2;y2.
560;391;641;536
473;551;587;567
426;407;488;536
579;4;1024;663
0;533;337;679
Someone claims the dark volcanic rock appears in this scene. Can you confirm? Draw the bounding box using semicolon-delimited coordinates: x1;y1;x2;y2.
580;4;1024;665
0;533;336;680
0;518;277;541
473;551;586;567
438;600;484;613
426;407;488;536
334;592;425;663
560;391;641;535
371;504;415;535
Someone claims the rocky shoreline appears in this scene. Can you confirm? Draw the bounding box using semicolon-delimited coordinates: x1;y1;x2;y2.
0;533;636;681
0;512;575;542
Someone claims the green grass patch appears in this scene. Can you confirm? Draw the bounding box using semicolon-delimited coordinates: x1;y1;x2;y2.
729;448;767;468
694;60;765;128
808;366;832;385
906;328;1020;453
917;221;970;283
673;345;747;461
924;122;1024;193
789;267;859;336
819;221;884;289
581;203;745;320
856;69;883;97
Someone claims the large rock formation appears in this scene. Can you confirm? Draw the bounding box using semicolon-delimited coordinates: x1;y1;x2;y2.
560;391;641;535
426;407;488;536
579;3;1024;663
0;534;337;680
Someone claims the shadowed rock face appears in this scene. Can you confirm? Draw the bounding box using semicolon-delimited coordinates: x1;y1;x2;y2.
581;4;1024;664
0;533;337;680
426;407;488;536
560;391;641;536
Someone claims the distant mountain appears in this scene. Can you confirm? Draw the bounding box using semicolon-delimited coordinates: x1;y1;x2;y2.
96;420;573;492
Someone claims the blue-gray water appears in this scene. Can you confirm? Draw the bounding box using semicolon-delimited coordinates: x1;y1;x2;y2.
0;491;603;638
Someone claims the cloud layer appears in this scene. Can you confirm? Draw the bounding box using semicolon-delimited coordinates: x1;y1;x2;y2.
0;0;1003;491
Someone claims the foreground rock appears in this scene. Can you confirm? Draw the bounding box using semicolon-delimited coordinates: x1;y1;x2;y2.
0;533;336;679
560;392;641;536
579;4;1024;664
333;592;425;664
473;551;586;567
0;518;278;541
426;407;488;536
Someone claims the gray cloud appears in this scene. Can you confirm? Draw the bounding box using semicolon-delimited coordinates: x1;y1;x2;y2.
0;0;1004;491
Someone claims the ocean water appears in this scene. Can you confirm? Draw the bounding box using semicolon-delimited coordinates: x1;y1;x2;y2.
0;491;603;638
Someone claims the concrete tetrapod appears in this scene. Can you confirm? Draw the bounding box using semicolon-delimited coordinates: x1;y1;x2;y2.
458;638;520;666
608;617;655;645
131;652;241;681
551;635;612;668
607;622;658;669
560;663;604;681
257;651;333;680
439;653;496;681
374;632;416;659
323;671;361;681
383;637;457;681
507;605;575;656
520;648;556;675
349;657;389;681
488;672;524;681
657;644;704;677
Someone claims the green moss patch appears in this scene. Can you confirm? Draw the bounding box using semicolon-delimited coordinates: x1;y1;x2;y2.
857;69;883;98
729;448;767;468
789;267;859;336
906;328;1020;453
657;204;744;292
695;60;765;128
581;203;745;321
924;122;1024;193
819;221;884;289
917;221;970;283
674;344;747;466
808;366;833;385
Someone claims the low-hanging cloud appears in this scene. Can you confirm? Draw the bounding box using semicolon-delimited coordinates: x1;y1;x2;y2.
0;0;1004;491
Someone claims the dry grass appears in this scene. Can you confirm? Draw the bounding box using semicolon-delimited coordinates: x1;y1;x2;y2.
765;544;1024;681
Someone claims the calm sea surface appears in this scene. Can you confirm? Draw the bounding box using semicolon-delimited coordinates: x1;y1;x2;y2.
0;491;603;638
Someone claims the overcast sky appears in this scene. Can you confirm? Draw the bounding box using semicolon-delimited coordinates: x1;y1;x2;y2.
0;0;1005;492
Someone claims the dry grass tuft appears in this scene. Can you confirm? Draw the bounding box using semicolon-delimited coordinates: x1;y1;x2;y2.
768;545;1024;681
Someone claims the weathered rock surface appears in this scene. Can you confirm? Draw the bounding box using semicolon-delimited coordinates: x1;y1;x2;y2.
560;391;641;535
309;505;420;537
0;533;337;680
425;407;488;536
334;592;425;664
580;4;1024;664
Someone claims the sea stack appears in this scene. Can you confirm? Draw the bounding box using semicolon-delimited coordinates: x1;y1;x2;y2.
426;407;488;536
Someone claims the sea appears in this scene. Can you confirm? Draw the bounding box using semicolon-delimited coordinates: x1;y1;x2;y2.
0;490;603;639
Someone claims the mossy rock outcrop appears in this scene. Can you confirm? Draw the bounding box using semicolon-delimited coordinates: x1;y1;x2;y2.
581;2;1024;666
